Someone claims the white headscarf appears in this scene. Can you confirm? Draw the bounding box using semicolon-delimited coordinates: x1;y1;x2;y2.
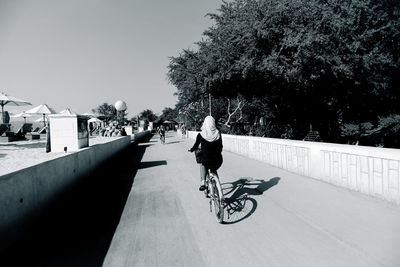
200;116;220;142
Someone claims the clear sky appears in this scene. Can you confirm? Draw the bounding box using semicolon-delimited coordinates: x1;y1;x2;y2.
0;0;222;117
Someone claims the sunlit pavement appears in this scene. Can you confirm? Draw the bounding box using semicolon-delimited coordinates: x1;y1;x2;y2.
103;132;400;267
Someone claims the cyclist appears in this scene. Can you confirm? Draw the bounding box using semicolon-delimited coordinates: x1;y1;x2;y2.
189;116;223;191
181;124;186;139
158;125;166;144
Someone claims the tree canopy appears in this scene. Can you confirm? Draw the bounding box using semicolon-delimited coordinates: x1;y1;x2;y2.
92;103;117;122
167;0;400;147
139;109;158;122
160;107;178;122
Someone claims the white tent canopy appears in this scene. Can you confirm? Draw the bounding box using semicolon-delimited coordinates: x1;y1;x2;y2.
25;104;56;126
11;112;32;118
25;104;57;115
59;108;77;115
11;112;32;123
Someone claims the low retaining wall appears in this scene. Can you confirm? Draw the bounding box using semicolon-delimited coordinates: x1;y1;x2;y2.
0;136;131;249
132;130;151;142
188;131;400;204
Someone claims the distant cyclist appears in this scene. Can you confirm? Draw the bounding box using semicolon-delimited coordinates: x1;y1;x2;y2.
181;124;186;139
158;125;166;144
189;116;223;191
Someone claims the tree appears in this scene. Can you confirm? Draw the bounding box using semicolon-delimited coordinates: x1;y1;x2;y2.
160;107;178;122
92;103;117;122
139;109;158;123
176;100;209;130
167;0;400;145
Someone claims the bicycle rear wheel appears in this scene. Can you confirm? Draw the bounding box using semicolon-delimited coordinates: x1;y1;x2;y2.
211;177;224;223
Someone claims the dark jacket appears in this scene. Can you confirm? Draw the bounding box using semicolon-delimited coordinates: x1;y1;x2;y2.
190;133;223;168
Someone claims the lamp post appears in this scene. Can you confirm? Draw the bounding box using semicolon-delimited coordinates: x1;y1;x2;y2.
209;93;212;116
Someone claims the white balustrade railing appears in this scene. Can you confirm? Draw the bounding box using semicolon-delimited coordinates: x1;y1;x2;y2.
187;131;400;204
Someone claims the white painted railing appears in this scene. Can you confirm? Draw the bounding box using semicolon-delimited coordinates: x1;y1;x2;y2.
188;131;400;204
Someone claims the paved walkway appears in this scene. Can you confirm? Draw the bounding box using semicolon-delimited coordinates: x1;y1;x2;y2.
103;133;400;267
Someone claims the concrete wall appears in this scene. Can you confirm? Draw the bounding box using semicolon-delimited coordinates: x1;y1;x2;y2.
0;136;131;248
188;131;400;204
132;130;151;142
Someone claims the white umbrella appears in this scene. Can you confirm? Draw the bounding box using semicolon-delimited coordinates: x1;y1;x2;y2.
11;112;32;123
88;117;102;123
25;104;56;126
59;108;76;115
82;112;95;117
0;92;32;122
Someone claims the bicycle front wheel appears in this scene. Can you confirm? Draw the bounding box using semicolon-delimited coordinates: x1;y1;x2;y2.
211;178;224;223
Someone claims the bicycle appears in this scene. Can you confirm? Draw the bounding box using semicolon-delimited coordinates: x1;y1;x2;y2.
204;168;225;223
189;149;224;223
160;134;165;144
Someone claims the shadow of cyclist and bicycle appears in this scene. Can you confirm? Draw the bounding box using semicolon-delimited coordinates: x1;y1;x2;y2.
221;177;280;224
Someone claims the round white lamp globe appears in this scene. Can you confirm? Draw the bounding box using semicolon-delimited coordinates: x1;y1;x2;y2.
115;100;127;111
